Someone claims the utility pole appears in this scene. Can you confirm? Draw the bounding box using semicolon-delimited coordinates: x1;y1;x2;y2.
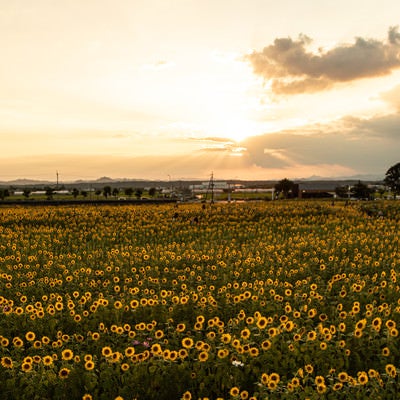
56;171;59;190
209;172;214;204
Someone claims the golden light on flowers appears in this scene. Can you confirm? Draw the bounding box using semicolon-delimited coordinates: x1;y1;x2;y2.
0;201;399;398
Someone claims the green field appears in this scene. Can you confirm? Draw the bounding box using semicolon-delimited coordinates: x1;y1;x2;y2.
0;201;399;399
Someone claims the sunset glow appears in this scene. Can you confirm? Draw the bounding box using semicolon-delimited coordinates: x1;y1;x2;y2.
0;1;399;181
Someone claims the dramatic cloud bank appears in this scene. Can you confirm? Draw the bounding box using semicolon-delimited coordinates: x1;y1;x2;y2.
246;27;400;94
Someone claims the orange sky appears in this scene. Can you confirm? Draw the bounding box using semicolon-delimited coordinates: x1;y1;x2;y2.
1;0;399;181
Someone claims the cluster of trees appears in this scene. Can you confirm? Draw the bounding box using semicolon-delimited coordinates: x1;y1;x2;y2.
334;181;375;200
273;162;400;200
384;162;400;198
101;186;159;199
274;178;299;199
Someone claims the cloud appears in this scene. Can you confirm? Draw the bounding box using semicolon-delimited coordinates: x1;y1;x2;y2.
246;26;400;94
240;113;400;175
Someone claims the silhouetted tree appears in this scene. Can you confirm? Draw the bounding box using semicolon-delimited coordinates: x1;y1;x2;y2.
135;188;144;199
112;188;119;197
351;181;374;200
23;188;31;198
148;187;157;197
384;162;400;199
0;189;9;200
45;187;54;200
335;185;350;198
72;188;79;198
81;190;88;198
124;187;134;197
274;178;295;199
103;186;112;198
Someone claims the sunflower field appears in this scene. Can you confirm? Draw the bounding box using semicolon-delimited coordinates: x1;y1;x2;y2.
0;201;399;399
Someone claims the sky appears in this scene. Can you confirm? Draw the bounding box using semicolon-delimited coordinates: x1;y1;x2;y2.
1;0;399;182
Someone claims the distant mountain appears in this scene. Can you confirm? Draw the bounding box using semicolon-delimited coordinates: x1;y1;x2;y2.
0;174;384;188
0;178;53;186
94;176;116;183
300;174;384;182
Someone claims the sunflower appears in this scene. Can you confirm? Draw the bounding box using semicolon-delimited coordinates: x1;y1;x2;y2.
390;328;399;337
59;367;70;379
355;319;367;330
169;351;178;361
338;371;348;382
217;349;229;359
25;331;36;341
385;320;396;329
102;346;113;357
182;391;192;400
368;369;379;378
61;349;74;361
85;360;95;371
21;362;32;372
305;364;314;374
316;384;326;394
269;373;280;383
249;347;259;357
151;343;162;355
229;387;240;397
125;347;135;357
307;331;317;341
42;355;53;366
33;340;42;349
240;328;251;340
259;339;273;353
291;377;300;387
221;333;231;344
82;395;93;400
1;357;13;369
382;347;390;357
385;364;397;378
333;382;343;391
155;330;164;339
358;371;368;385
182;337;194;349
178;349;188;359
121;363;130;371
198;351;208;362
